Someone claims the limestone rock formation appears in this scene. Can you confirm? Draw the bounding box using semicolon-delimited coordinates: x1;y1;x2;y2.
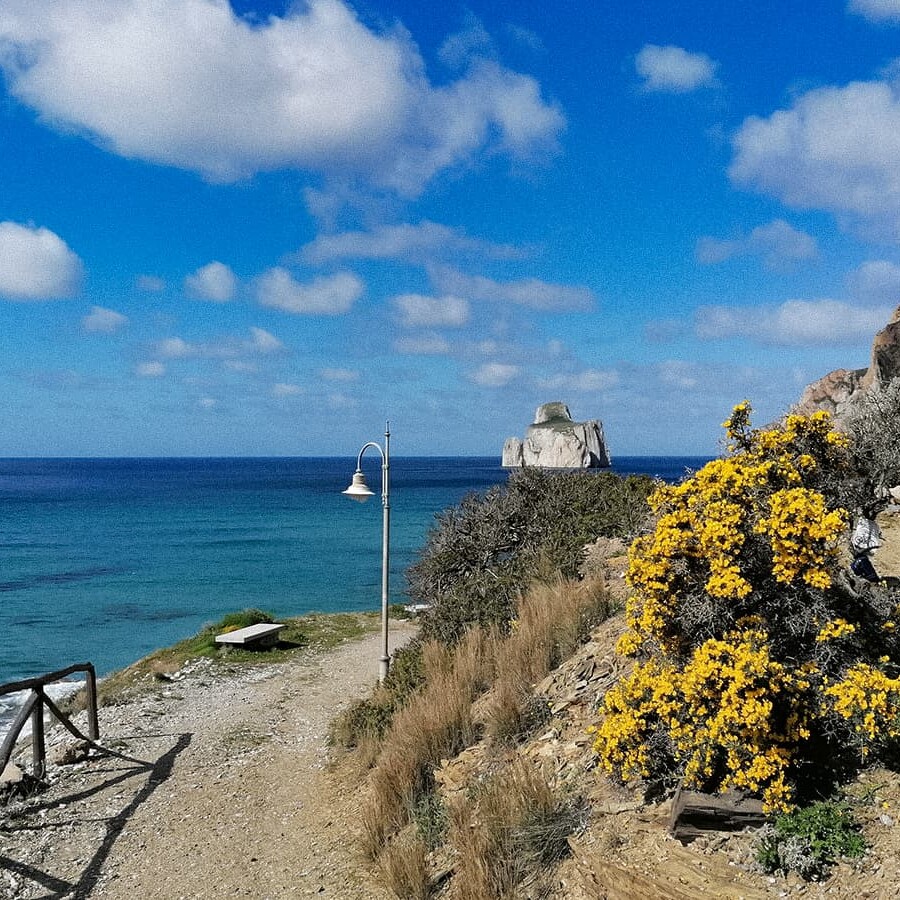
502;402;611;468
796;305;900;421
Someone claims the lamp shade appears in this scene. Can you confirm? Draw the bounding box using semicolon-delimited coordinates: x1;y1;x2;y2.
343;470;375;502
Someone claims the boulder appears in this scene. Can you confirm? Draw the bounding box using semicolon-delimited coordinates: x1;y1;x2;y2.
796;305;900;420
502;402;610;468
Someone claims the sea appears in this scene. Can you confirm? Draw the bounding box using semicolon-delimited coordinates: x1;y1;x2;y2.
0;456;710;731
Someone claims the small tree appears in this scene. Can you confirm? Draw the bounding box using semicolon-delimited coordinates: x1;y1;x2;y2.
593;404;900;811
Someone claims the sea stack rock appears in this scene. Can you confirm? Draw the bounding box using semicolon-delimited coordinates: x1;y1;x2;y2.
502;402;611;468
796;305;900;421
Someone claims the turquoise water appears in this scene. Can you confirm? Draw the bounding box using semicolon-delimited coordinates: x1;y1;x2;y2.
0;456;709;685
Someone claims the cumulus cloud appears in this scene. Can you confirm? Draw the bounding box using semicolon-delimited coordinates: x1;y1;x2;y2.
256;268;363;315
430;265;594;311
0;0;563;194
0;221;82;300
153;326;285;360
301;220;522;265
134;361;166;377
847;259;900;303
185;261;237;302
730;77;900;235
849;0;900;23
696;219;818;270
393;293;469;328
393;333;452;355
469;362;519;387
635;44;717;93
82;305;128;333
695;299;894;345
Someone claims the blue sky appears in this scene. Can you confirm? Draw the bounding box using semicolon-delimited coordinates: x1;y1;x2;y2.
2;0;900;456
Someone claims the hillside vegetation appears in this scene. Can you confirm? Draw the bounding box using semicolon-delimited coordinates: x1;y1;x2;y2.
335;396;900;899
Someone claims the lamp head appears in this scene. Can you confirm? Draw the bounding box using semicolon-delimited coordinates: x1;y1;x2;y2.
343;470;374;502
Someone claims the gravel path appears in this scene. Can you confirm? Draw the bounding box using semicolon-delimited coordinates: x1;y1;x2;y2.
1;624;416;899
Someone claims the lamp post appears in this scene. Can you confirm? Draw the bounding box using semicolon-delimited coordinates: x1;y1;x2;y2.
343;422;391;682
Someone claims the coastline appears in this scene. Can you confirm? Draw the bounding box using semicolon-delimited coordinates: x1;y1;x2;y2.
1;618;417;899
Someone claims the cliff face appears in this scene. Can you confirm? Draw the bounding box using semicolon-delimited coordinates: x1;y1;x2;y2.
502;402;611;468
796;305;900;420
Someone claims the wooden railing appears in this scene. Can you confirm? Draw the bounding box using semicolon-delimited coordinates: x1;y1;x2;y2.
0;663;99;779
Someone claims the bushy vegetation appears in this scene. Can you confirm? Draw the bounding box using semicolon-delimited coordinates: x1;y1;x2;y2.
408;467;654;644
358;574;612;893
448;760;586;900
593;404;900;812
845;375;900;496
330;641;424;749
756;800;865;880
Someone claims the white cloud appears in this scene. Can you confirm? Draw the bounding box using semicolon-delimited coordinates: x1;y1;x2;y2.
153;327;285;360
430;265;594;311
730;78;900;235
658;360;701;390
635;44;717;93
848;259;900;303
82;305;128;333
271;382;303;397
538;369;620;393
696;219;818;270
301;220;521;265
0;221;82;300
469;362;519;387
850;0;900;23
393;333;452;355
393;293;469;328
320;367;359;382
135;361;165;377
0;0;563;194
438;15;492;69
185;261;237;302
256;268;363;315
135;274;166;293
695;299;895;345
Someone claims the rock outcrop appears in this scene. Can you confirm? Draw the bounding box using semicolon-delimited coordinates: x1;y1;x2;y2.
796;305;900;420
502;402;611;468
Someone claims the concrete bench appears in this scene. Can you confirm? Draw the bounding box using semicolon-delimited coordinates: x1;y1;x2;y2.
215;623;285;649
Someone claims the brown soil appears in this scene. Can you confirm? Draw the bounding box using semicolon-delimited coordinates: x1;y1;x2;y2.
1;623;417;899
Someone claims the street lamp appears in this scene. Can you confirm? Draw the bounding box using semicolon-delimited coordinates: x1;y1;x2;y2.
343;421;391;682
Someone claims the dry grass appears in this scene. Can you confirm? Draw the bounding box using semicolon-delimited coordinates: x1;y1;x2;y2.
378;829;431;900
361;628;498;858
448;758;585;900
485;575;610;745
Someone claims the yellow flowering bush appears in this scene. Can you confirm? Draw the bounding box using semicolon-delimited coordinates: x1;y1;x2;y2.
595;404;900;811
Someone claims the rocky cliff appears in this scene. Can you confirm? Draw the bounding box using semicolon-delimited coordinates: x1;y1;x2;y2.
796;305;900;420
502;402;611;468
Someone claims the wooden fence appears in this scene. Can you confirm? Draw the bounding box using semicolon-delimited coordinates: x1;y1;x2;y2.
0;663;99;779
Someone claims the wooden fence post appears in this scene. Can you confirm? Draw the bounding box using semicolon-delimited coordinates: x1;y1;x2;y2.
86;665;99;741
30;689;45;778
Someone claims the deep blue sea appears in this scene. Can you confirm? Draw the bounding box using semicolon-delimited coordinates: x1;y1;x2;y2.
0;456;709;687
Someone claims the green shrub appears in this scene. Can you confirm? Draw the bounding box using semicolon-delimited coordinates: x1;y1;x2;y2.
409;468;654;644
756;800;866;880
330;641;425;748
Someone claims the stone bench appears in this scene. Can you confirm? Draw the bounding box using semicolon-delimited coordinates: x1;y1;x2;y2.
214;623;285;649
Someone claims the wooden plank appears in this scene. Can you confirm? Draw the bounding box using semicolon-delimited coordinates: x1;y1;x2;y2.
670;785;767;843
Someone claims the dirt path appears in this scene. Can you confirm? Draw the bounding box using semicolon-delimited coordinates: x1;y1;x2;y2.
1;624;416;899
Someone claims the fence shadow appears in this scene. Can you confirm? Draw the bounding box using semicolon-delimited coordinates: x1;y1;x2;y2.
1;731;192;899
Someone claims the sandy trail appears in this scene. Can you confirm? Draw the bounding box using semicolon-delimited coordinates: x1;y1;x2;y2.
1;624;416;899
